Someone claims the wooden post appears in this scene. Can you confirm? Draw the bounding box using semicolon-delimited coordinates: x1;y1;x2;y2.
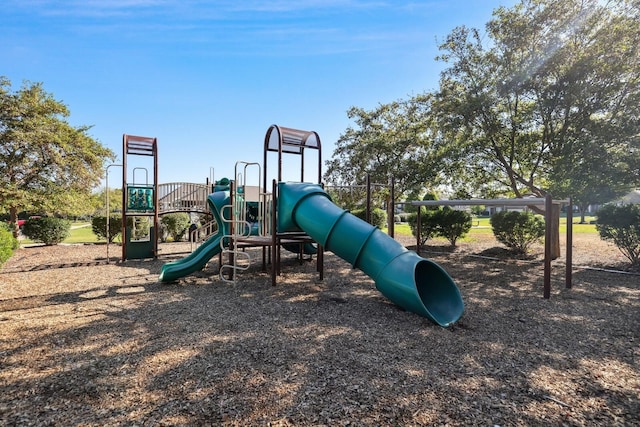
544;194;552;299
566;197;573;289
416;206;422;254
271;179;278;286
122;135;127;262
551;202;561;259
366;174;371;224
389;177;395;238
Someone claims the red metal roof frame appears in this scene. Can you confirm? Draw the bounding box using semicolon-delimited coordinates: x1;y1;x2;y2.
263;124;322;186
125;135;157;156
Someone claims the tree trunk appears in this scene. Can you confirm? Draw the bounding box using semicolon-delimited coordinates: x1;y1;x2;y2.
9;206;19;239
579;204;588;224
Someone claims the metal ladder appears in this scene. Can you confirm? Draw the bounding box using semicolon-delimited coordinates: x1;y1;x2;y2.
219;161;263;283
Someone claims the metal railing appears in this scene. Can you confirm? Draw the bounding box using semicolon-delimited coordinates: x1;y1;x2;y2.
157;182;210;214
189;219;219;251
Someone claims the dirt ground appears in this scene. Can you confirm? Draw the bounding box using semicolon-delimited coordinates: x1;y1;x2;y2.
0;232;638;426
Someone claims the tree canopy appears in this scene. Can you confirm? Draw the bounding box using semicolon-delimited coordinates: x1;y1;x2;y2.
324;95;443;197
324;0;640;209
433;0;640;203
0;77;115;234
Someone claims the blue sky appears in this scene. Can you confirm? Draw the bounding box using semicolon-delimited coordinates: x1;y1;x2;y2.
3;0;516;187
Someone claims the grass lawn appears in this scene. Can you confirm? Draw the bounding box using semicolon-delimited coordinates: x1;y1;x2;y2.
469;215;597;232
64;223;100;244
388;214;598;242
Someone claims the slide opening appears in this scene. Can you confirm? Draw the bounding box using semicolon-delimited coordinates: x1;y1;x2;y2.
414;260;464;326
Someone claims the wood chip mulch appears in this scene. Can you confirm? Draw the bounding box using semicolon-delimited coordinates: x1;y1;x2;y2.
0;233;638;426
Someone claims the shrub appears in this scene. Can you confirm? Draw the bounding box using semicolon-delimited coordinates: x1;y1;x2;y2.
596;204;640;267
0;222;19;266
407;207;473;247
22;217;71;245
158;221;169;243
432;207;472;247
490;210;545;255
372;208;388;228
92;215;123;243
351;208;387;228
408;208;439;247
398;212;411;222
161;213;191;241
128;216;151;241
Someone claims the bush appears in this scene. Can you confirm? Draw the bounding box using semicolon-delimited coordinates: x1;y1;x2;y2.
92;215;123;243
490;210;545;255
128;216;151;241
596;204;640;267
398;212;411;222
351;208;387;228
161;213;191;242
408;208;439;247
0;222;19;266
22;217;71;245
408;207;472;247
432;207;472;247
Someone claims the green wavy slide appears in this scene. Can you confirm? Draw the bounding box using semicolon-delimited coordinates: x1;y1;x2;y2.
277;182;464;327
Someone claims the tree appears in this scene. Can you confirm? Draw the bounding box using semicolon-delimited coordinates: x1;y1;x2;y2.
431;0;640;256
0;77;115;237
551;136;635;223
92;188;123;216
324;95;443;200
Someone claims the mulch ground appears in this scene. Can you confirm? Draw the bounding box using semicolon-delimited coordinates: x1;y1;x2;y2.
0;233;638;426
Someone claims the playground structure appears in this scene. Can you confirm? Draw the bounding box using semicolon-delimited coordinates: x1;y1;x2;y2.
121;135;159;260
157;125;465;327
413;197;574;299
115;135;213;260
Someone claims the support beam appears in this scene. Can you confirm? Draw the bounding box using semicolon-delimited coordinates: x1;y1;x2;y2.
411;196;573;299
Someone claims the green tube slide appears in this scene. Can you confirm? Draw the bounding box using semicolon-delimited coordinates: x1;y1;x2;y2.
158;191;230;282
278;182;464;327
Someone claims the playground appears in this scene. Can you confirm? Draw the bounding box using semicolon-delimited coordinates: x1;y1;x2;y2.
0;232;638;426
1;126;638;425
